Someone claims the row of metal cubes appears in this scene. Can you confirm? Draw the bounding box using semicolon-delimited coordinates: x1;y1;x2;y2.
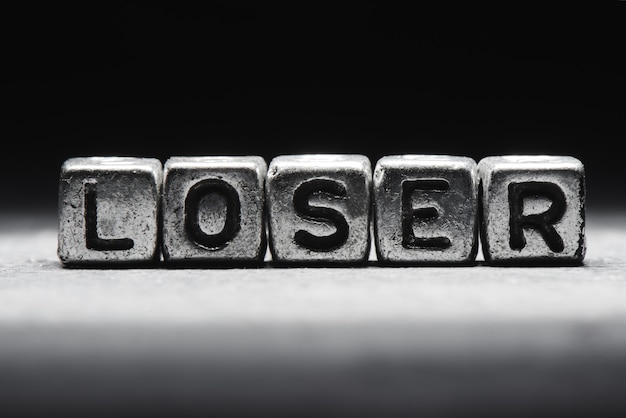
57;154;586;267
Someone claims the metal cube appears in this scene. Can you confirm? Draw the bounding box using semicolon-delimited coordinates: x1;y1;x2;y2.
57;156;163;266
373;155;479;265
266;154;372;265
478;155;586;265
161;156;267;265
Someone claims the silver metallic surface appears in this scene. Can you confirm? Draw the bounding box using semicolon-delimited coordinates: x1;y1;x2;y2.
57;156;163;266
266;154;372;264
373;155;479;264
161;156;267;265
478;155;586;265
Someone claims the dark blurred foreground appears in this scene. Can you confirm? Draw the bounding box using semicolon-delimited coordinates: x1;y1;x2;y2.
2;211;626;417
3;322;626;418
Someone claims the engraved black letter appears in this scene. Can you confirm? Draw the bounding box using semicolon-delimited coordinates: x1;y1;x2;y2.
84;182;134;251
402;179;451;249
293;179;349;251
508;181;566;252
185;179;241;250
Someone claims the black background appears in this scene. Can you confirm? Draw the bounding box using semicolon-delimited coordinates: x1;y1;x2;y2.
1;1;625;212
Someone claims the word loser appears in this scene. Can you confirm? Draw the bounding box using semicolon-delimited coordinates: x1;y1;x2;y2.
57;154;586;267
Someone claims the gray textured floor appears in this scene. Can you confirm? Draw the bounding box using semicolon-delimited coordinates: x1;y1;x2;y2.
1;210;626;417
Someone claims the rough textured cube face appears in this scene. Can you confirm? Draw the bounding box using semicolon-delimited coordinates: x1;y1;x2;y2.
57;156;163;266
478;155;586;265
161;156;267;265
266;154;372;265
373;155;479;265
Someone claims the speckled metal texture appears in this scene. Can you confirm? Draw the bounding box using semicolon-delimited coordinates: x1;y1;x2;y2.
161;156;267;265
57;156;163;266
373;155;479;265
266;154;372;265
478;155;586;265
